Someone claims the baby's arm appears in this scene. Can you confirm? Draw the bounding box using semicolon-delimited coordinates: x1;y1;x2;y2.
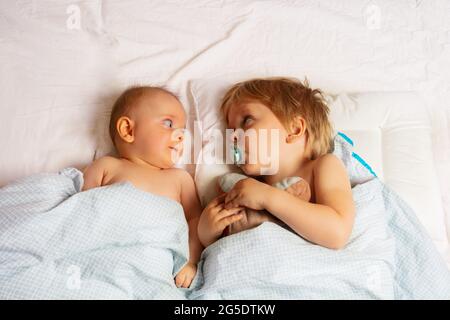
175;170;204;288
81;156;116;191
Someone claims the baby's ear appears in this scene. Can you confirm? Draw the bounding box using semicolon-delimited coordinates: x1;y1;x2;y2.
116;116;135;143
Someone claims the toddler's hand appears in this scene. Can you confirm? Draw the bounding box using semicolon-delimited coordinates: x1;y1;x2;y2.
175;262;197;288
224;178;270;211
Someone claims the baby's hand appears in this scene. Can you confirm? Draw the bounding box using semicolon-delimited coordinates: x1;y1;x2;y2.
198;194;244;247
285;179;311;202
175;262;197;288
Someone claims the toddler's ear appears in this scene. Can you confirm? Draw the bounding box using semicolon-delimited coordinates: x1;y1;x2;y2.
286;116;306;143
117;116;135;143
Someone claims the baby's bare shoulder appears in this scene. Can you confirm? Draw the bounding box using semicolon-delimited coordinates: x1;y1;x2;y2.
83;156;123;178
91;156;121;171
164;168;194;184
82;156;122;191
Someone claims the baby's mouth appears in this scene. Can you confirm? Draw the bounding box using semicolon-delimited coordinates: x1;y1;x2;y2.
169;146;181;153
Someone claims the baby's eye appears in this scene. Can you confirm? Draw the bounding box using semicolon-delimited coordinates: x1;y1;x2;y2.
162;119;173;128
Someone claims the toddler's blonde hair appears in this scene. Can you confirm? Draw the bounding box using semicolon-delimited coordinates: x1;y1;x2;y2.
220;77;333;159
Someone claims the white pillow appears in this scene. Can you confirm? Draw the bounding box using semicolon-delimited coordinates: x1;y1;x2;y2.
189;76;448;254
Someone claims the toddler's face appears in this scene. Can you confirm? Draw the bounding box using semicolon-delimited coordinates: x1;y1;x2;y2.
226;101;288;176
132;92;186;168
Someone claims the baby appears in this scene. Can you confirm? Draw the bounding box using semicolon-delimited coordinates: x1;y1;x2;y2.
82;86;203;288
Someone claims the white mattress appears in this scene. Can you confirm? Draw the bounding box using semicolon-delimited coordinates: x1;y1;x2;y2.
0;1;449;264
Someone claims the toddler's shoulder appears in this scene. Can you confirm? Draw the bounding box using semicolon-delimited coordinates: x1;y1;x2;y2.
312;153;350;191
312;153;346;174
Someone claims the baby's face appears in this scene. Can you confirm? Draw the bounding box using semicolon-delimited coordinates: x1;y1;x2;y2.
226;101;288;176
132;91;186;168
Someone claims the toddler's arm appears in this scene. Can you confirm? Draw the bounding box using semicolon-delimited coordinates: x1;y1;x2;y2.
223;154;355;249
264;154;355;249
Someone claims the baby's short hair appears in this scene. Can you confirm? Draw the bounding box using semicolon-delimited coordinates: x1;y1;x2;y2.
220;77;333;159
109;86;178;147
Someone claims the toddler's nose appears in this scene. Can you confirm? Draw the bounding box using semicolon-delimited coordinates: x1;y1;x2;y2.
230;130;238;143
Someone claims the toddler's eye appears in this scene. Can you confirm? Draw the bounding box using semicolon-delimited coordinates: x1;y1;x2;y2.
243;116;253;127
163;119;173;128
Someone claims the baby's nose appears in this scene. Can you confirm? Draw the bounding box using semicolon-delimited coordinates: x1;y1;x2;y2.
173;128;185;142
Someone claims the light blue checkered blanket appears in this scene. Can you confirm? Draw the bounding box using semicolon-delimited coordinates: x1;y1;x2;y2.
188;135;450;300
1;136;449;299
0;168;189;299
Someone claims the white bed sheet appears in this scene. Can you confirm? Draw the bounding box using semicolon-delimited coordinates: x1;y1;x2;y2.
0;0;449;265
